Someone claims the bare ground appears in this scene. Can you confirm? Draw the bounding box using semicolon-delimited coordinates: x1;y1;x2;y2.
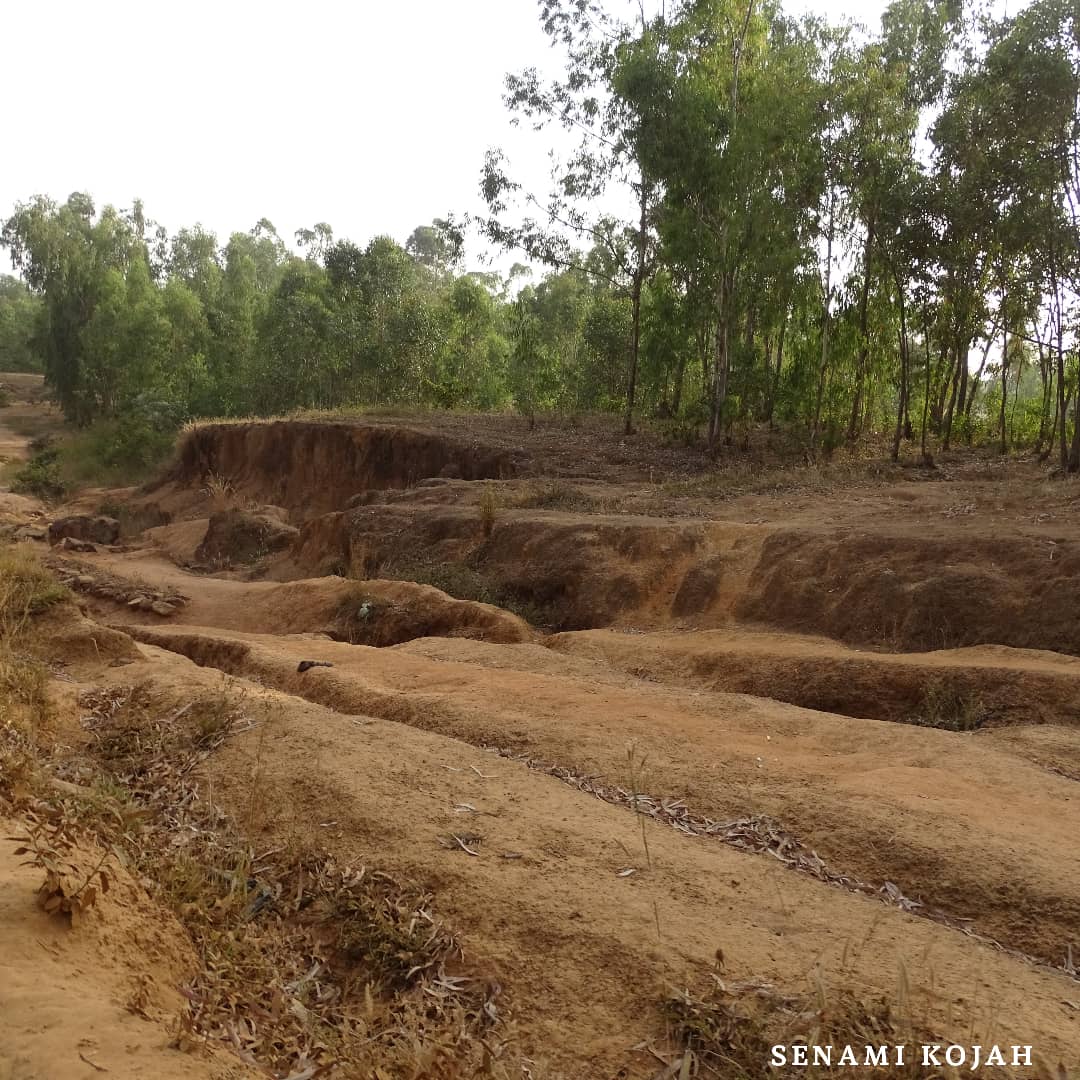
3;384;1080;1078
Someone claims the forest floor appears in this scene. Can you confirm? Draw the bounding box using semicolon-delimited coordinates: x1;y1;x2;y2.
2;373;1080;1080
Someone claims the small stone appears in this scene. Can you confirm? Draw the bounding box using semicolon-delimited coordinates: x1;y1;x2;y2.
75;574;96;587
138;597;155;611
57;537;97;553
150;601;176;617
128;596;147;608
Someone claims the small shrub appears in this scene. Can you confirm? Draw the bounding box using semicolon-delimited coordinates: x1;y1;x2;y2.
9;811;113;926
910;682;988;732
478;485;499;537
657;418;702;449
63;413;176;485
11;448;66;500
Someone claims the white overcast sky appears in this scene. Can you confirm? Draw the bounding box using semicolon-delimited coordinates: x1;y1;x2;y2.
3;0;894;271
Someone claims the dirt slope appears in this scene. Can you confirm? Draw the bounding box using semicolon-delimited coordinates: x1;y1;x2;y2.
88;644;1080;1076
547;627;1080;727
0;821;257;1080
124;622;1080;979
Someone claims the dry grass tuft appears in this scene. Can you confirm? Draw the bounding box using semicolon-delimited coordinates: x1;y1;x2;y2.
660;975;1017;1079
0;547;67;750
0;546;70;635
200;470;236;511
478;484;500;537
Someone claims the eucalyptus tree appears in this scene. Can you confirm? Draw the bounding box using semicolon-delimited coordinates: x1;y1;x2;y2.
480;0;662;434
971;0;1079;466
2;194;144;423
614;0;831;450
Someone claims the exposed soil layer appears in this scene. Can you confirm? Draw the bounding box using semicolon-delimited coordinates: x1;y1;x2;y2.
276;501;761;631
737;529;1080;655
146;421;528;518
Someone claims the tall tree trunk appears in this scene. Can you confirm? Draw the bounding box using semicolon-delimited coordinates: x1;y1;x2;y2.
623;184;648;436
1034;320;1051;454
707;0;755;453
671;348;688;416
811;194;835;452
765;295;788;428
1050;239;1068;468
708;278;731;452
921;318;932;463
847;215;876;441
965;326;995;420
941;345;962;450
891;275;909;462
998;307;1009;455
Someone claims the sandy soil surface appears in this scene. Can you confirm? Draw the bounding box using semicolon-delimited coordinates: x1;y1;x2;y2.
4;383;1080;1077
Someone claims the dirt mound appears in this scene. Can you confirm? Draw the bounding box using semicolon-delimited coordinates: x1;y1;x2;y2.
147;421;527;518
194;508;298;567
327;578;533;645
68;551;533;646
145;517;209;565
548;628;1080;728
737;529;1080;655
37;602;142;667
276;510;350;577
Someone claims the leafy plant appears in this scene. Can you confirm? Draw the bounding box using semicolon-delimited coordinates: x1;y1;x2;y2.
8;811;113;927
10;448;66;500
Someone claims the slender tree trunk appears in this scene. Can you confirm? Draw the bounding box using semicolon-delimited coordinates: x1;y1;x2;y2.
891;276;909;462
998;310;1009;455
847;215;876;441
942;345;962;450
707;0;754;453
1034;321;1051;454
671;349;688;416
623;184;648;436
933;344;949;429
811;194;835;452
1049;239;1068;468
768;303;787;430
965;327;995;420
921;319;932;463
709;284;731;452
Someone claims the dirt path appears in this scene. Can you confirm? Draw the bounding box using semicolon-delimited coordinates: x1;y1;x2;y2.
0;373;61;464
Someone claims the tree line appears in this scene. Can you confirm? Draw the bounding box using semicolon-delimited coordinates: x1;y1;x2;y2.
1;0;1077;468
